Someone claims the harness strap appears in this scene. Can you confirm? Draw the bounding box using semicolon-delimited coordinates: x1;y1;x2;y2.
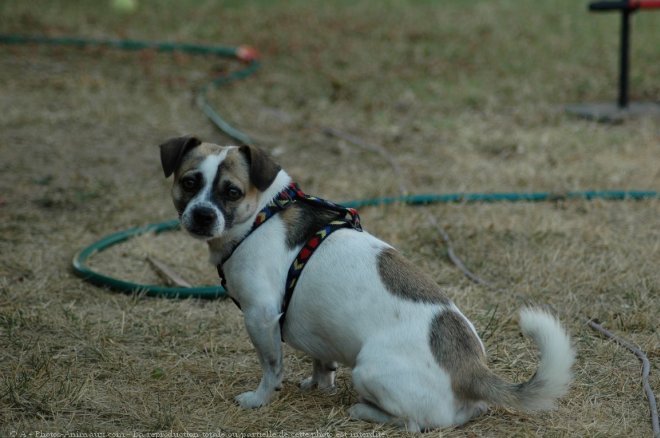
217;183;362;334
279;216;360;330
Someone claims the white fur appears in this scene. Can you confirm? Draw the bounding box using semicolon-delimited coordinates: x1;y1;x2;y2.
518;308;575;409
208;169;292;267
179;154;574;429
180;150;228;239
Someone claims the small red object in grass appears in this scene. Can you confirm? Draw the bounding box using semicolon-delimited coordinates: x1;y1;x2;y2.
236;45;260;63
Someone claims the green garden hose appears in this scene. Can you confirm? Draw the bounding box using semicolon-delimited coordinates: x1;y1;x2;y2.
3;33;657;299
70;190;658;299
0;34;259;145
70;220;225;299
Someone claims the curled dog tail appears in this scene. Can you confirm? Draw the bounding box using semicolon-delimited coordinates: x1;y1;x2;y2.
474;308;575;411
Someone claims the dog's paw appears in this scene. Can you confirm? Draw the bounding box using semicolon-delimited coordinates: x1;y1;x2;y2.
299;377;314;391
235;390;270;409
299;377;337;393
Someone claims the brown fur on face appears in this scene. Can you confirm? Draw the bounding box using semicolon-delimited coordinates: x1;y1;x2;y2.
168;143;280;227
172;142;223;178
170;142;224;216
215;147;261;227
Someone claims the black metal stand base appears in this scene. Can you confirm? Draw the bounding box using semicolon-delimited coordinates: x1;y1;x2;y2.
565;101;660;123
566;2;660;122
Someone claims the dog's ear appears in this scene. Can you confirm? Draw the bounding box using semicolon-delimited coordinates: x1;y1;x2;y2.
239;145;281;191
159;136;202;178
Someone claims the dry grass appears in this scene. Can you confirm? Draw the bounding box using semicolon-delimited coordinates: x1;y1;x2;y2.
1;1;658;436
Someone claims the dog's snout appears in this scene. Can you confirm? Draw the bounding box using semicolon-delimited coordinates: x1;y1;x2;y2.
193;206;217;226
180;204;222;239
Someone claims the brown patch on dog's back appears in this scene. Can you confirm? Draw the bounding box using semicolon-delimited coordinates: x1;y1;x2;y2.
280;203;341;249
377;248;450;304
430;310;543;408
429;310;488;400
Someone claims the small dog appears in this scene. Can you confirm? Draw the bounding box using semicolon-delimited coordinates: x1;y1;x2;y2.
159;136;575;431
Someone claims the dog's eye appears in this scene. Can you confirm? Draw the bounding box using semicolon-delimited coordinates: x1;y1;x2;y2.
224;185;243;201
180;176;199;192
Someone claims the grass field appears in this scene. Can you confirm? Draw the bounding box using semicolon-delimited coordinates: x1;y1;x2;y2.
1;1;658;436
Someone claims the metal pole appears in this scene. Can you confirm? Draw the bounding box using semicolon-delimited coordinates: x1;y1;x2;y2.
618;9;631;108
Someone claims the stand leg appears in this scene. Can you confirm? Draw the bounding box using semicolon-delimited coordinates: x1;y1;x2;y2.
618;9;631;108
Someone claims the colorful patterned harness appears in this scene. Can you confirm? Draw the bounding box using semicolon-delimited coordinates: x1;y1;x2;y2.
217;182;362;332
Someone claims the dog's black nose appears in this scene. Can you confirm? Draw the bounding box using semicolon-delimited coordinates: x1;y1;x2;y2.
193;207;217;226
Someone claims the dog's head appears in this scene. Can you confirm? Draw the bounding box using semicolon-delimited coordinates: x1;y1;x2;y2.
159;135;281;240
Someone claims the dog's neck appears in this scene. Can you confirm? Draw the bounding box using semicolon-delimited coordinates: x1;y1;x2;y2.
207;169;293;266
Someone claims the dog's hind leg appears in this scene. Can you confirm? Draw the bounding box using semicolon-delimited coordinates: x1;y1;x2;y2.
300;359;337;391
348;402;421;432
454;401;488;425
351;338;459;430
351;359;424;432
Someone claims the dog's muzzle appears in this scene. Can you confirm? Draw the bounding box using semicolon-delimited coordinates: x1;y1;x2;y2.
182;204;223;239
193;206;217;226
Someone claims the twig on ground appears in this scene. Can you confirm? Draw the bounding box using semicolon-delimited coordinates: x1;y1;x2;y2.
587;319;660;438
322;127;409;196
425;214;491;286
147;256;192;288
323;126;490;285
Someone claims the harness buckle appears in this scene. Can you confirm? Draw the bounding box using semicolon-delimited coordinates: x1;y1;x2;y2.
273;196;293;209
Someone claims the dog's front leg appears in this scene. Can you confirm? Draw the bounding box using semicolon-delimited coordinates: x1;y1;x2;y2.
235;304;283;409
